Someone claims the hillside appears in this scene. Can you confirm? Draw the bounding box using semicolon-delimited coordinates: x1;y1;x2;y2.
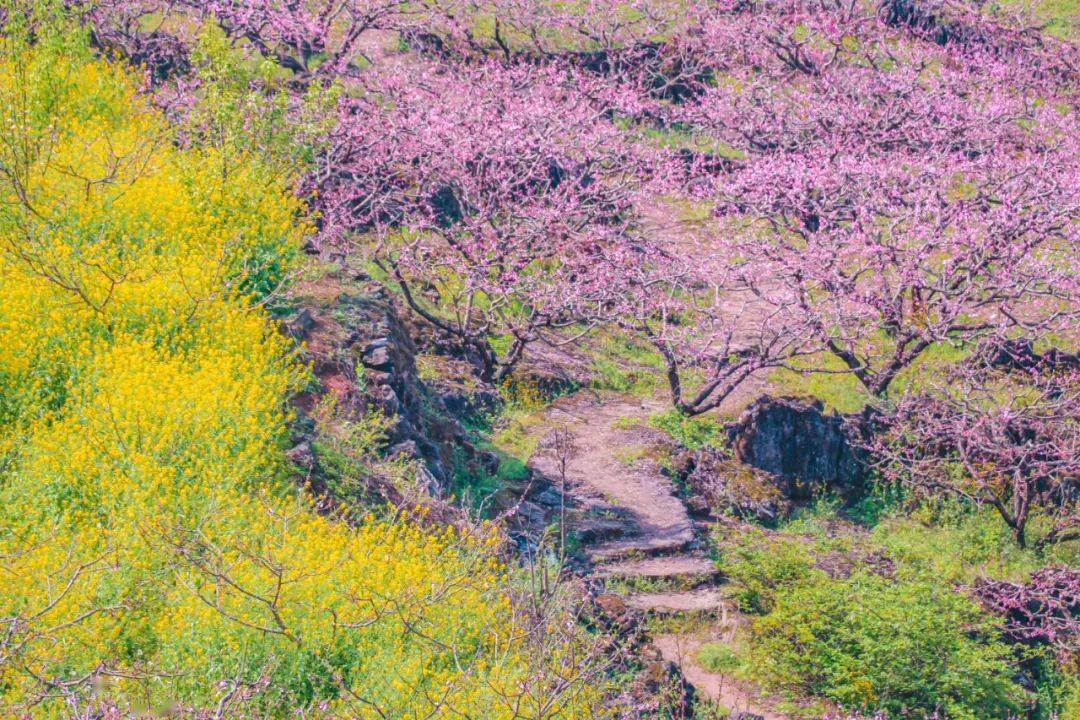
0;1;1076;719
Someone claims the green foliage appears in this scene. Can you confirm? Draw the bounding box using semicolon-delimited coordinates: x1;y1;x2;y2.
749;573;1026;719
872;500;1080;584
768;341;972;411
184;22;339;171
691;700;730;719
715;497;1078;719
306;397;416;507
1028;651;1079;720
713;528;822;613
588;332;666;395
843;478;908;527
449;445;501;508
696;642;741;675
649;409;726;451
1058;672;1080;720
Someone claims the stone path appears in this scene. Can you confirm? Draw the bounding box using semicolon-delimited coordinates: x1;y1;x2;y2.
528;392;696;563
526;389;788;718
653;635;789;720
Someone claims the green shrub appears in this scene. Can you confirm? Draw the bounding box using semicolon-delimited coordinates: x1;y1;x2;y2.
713;528;822;613
872;500;1080;584
748;573;1026;719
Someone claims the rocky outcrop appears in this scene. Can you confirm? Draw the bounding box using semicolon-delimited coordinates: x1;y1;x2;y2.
677;448;788;521
283;269;497;505
725;396;866;499
980;338;1080;372
588;593;697;718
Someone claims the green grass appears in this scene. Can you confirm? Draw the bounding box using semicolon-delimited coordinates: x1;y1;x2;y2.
648;409;727;450
696;642;742;675
602;571;707;595
627;120;747;160
871;503;1080;584
1006;0;1079;38
587;331;668;396
768;340;972;413
613;443;650;466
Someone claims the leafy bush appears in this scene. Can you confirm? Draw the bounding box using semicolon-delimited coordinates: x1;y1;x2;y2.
713;528;822;613
649;410;726;451
748;573;1026;719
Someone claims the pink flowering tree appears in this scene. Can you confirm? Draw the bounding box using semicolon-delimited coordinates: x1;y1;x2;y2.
78;0;685;385
178;0;416;79
615;234;821;415
874;347;1078;548
637;1;1080;402
565;0;1079;416
79;0;1078;407
312;59;666;382
972;566;1080;662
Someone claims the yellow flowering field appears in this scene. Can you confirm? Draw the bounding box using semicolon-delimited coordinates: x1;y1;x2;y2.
0;29;605;719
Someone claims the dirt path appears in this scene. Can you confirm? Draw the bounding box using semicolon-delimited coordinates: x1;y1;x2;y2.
526;389;788;718
653;635;789;720
529;392;696;562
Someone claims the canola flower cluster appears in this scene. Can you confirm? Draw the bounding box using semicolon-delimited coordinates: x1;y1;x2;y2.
0;30;604;718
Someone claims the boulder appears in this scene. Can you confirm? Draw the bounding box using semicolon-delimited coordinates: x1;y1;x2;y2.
726;395;865;498
285;441;316;471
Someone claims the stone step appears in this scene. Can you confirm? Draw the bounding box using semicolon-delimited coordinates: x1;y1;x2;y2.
625;587;728;614
593;555;717;580
585;532;694;563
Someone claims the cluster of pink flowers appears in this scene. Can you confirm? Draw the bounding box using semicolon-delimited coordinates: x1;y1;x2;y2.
875;350;1079;549
973;566;1080;660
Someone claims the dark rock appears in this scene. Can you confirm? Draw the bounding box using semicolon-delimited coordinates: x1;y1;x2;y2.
363;369;393;387
533;486;566;508
726;395;865;498
681;447;787;521
575;515;629;544
595;593;630;621
360;342;393;371
980;338;1080;372
371;385;400;415
289;274;501;499
285;441;316;470
637;660;695;717
515;501;548;527
388;440;422;461
729;713;765;720
284;308;316;340
479;450;501;475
